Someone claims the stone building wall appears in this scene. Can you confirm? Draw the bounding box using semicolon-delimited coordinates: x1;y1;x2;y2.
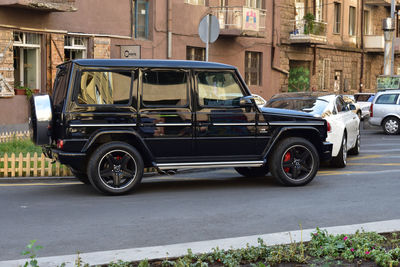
0;29;14;97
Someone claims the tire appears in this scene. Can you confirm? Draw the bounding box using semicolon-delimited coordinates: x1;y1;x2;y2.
382;117;400;135
69;168;90;185
357;111;362;120
269;137;319;186
87;142;144;195
331;134;347;168
348;134;360;155
235;166;269;177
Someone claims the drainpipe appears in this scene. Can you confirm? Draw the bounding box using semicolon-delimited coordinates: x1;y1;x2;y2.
271;0;289;75
360;0;364;92
167;0;172;59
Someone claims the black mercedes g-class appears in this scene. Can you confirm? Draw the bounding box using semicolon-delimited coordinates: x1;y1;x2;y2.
29;59;332;195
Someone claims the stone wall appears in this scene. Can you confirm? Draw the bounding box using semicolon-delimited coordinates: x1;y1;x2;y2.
0;29;14;97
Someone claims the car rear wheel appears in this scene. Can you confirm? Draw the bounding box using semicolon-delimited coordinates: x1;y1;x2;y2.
382;117;400;135
269;137;319;186
331;134;347;168
87;142;144;195
69;167;90;185
235;166;269;177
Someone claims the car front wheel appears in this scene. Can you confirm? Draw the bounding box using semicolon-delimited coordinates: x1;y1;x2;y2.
87;142;144;195
269;137;319;186
331;134;347;168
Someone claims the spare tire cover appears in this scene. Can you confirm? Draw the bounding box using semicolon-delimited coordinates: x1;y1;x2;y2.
29;95;53;145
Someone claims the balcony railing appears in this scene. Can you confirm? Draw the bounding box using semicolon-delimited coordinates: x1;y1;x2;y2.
365;0;400;6
209;6;266;37
0;0;77;12
364;35;400;52
289;19;327;44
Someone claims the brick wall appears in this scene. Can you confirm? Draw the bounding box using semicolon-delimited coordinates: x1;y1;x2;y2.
94;37;111;59
0;29;14;97
47;33;64;92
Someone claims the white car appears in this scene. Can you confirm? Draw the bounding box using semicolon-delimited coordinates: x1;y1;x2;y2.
266;92;361;167
354;93;375;119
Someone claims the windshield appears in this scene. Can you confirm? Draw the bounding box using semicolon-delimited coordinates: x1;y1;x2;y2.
266;97;329;116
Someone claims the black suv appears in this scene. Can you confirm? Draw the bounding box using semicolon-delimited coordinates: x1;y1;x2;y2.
30;59;332;195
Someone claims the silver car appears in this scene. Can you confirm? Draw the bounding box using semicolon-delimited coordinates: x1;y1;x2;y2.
369;90;400;134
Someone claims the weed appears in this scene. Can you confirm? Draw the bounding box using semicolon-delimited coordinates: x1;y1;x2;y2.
21;240;42;267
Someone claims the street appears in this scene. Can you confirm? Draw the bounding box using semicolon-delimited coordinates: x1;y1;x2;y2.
1;124;400;261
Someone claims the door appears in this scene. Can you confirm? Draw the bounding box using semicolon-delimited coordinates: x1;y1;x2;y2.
335;96;358;148
138;69;193;161
194;70;258;160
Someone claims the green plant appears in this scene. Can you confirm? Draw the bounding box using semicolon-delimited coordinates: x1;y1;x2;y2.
15;85;35;98
21;240;42;267
288;66;310;92
303;13;315;34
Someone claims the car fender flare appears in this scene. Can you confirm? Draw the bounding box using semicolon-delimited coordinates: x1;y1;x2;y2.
262;126;324;160
381;114;400;125
81;129;155;163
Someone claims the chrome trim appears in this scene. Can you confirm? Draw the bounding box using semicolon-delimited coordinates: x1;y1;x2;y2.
157;161;264;169
154;123;192;127
268;122;325;126
258;122;268;126
212;123;255;126
69;123;137;127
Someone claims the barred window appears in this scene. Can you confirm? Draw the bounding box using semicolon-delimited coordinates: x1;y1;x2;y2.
245;51;261;86
186;46;205;61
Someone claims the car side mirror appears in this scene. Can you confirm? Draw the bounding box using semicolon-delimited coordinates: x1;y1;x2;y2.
239;96;254;107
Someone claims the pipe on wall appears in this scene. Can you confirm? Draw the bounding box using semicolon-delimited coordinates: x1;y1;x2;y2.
167;0;172;59
360;0;364;93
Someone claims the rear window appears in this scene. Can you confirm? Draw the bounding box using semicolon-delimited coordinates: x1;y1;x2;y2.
354;94;374;102
375;94;399;105
266;97;329;116
52;63;72;109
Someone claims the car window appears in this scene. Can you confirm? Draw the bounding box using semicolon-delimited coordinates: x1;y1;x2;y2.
367;95;375;102
142;70;188;107
355;94;373;102
375;94;399;104
77;71;133;105
197;71;244;107
335;97;348;112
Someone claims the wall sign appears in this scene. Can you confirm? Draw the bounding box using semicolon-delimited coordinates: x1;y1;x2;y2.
120;46;140;59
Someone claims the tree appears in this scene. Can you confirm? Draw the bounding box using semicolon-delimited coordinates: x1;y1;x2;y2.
288;67;310;92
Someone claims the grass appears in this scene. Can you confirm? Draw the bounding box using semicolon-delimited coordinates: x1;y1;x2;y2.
0;138;42;157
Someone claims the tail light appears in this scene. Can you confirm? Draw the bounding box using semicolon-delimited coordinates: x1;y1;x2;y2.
370;104;373;117
326;121;331;132
57;139;64;149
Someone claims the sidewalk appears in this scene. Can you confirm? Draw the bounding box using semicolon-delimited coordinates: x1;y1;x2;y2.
1;219;400;267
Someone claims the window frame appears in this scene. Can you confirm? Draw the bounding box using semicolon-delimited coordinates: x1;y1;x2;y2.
64;36;88;61
184;0;206;5
186;46;206;61
73;69;135;107
140;68;190;108
244;51;262;86
349;6;356;36
195;70;248;109
333;2;341;34
133;0;149;39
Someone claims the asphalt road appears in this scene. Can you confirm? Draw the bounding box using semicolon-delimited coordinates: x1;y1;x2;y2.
1;124;400;261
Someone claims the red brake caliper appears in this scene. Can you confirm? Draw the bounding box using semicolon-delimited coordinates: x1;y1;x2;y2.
283;152;291;173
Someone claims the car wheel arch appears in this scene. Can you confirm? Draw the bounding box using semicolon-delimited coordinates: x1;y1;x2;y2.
381;115;400;126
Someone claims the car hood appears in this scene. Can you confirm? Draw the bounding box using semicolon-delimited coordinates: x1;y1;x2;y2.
261;107;319;118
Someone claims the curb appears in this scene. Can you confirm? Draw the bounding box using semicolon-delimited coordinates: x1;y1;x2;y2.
1;219;400;267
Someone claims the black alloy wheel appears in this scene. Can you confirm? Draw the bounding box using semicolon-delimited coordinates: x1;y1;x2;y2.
87;142;144;195
269;137;319;186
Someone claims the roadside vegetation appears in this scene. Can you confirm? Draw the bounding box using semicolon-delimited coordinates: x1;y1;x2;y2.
0;138;41;157
22;229;400;267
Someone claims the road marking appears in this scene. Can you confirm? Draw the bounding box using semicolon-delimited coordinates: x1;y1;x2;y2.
347;155;383;161
0;182;82;187
2;219;400;267
318;170;367;176
348;162;400;166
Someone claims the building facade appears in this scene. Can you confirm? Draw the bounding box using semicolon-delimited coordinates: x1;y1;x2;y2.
0;0;285;126
279;0;400;94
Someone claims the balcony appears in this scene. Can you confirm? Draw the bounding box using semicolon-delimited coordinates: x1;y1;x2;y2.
365;0;400;6
364;35;384;51
0;0;77;12
289;19;327;44
209;6;266;37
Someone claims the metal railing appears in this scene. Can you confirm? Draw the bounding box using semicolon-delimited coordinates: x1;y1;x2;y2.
290;19;327;37
209;6;266;33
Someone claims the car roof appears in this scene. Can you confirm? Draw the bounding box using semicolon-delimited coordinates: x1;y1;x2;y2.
68;59;236;70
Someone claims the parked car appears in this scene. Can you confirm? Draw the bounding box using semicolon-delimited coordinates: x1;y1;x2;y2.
29;59;332;195
354;93;375;119
266;92;360;167
252;94;267;108
369;90;400;134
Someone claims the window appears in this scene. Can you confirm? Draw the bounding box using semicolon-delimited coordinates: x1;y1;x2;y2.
64;36;87;61
184;0;205;5
142;70;188;107
77;71;133;105
335;97;348;112
320;58;331;90
245;51;261;86
197;71;244;107
186;46;205;61
246;0;262;8
334;2;341;34
349;6;356;36
315;0;324;22
364;10;370;35
13;32;41;90
376;94;399;105
133;0;149;39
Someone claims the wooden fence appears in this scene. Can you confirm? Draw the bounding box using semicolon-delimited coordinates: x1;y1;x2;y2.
0;130;30;143
0;152;71;177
